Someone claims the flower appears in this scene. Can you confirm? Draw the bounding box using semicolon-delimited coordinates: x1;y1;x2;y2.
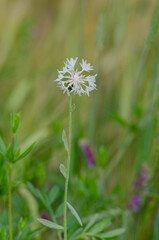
128;195;143;212
79;140;95;168
40;211;50;220
55;57;97;96
128;164;149;212
134;165;149;189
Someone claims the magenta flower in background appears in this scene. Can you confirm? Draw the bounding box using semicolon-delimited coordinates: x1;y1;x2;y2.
79;140;95;168
128;194;143;212
134;165;149;189
40;211;50;220
128;164;149;212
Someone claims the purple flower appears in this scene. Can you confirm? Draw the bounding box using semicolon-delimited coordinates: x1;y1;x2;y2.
128;195;143;212
40;211;50;220
79;140;95;168
134;165;149;189
128;164;149;212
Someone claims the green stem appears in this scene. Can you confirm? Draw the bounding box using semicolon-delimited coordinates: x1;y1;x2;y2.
64;95;72;240
8;163;13;240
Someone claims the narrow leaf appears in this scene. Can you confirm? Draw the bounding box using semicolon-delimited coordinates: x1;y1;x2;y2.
11;113;20;134
13;136;19;154
62;130;68;152
27;182;46;206
70;104;76;112
69;228;83;240
89;218;112;234
7;144;14;161
98;228;125;238
15;149;21;159
0;136;6;157
59;164;67;178
15;142;36;162
18;218;28;232
84;214;99;232
55;203;64;218
67;215;80;238
67;202;83;226
48;185;60;204
27;227;46;239
37;218;64;230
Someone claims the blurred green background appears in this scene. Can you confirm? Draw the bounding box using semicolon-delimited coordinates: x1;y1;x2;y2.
0;0;159;239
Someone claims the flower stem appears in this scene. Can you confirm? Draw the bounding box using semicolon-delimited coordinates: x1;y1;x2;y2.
64;95;72;240
8;163;13;240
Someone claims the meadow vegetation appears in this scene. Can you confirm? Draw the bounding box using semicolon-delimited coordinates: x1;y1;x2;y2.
0;0;159;239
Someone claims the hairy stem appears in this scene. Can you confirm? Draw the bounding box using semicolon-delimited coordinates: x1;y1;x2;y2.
8;163;13;240
64;95;72;240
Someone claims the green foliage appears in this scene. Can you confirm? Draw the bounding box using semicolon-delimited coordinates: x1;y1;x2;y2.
18;218;28;232
70;104;76;112
87;218;111;235
27;182;60;207
27;182;46;206
16;218;46;240
10;113;20;134
14;142;36;162
97;146;108;168
59;164;67;178
146;3;159;47
55;203;64;218
37;218;64;230
98;228;125;238
0;229;6;240
7;144;14;161
0;1;158;240
0;114;36;240
0;137;7;158
67;215;125;240
48;186;60;204
62;130;69;152
66;202;83;226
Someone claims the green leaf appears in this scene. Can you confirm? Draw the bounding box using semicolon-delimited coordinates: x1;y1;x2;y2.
111;115;128;128
70;104;76;112
48;185;60;204
15;142;35;162
0;229;6;240
84;214;99;232
18;218;33;240
13;136;19;154
98;228;125;238
67;214;80;239
15;149;21;159
18;218;28;232
43;193;50;209
55;203;64;218
69;228;83;240
27;182;46;206
88;178;98;200
88;218;111;234
66;202;83;226
62;130;68;152
97;146;108;168
27;227;46;239
7;144;14;161
11;113;20;134
0;136;6;157
59;164;67;178
37;218;64;230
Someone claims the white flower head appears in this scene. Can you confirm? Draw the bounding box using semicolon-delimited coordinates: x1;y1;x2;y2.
55;57;97;96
